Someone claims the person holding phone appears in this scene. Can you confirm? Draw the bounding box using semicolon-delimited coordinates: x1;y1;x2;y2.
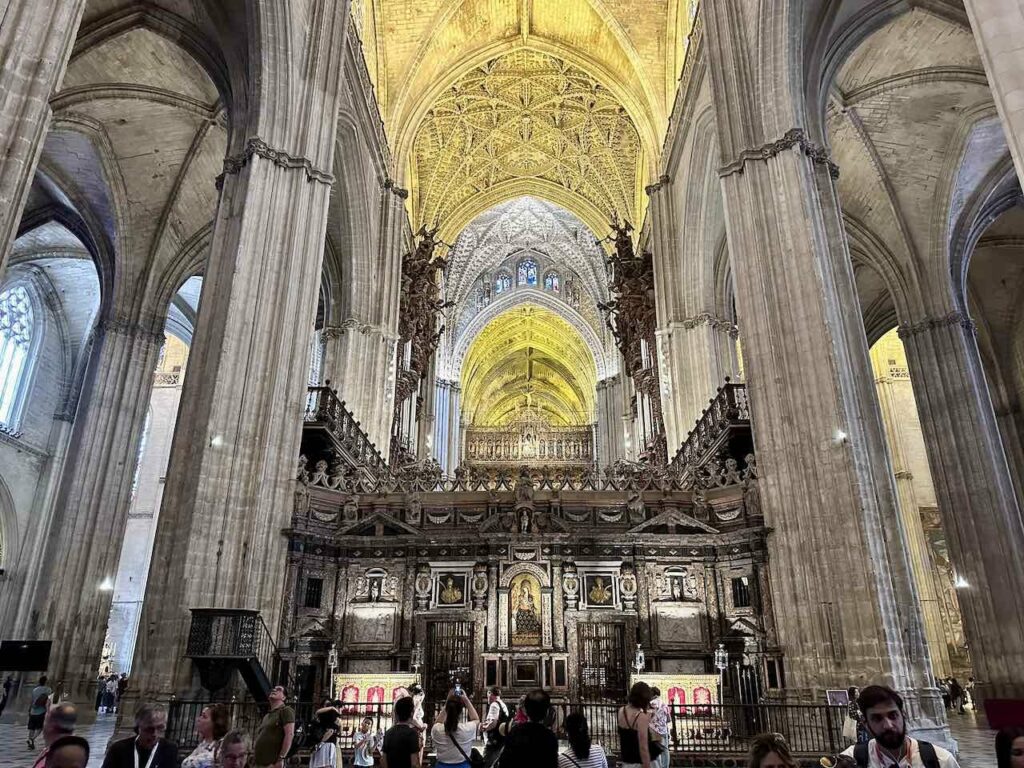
431;689;481;768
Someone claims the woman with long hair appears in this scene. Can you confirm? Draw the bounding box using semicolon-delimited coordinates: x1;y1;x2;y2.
746;733;797;768
559;712;607;768
617;682;661;768
182;704;231;768
431;689;481;768
996;726;1024;768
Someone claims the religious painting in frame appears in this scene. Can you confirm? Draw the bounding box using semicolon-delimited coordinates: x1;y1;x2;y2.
582;573;616;609
434;573;469;608
509;573;542;646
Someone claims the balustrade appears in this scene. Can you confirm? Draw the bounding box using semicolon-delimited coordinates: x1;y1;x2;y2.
671;378;750;472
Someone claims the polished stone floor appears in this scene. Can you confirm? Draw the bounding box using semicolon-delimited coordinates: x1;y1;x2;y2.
0;708;998;767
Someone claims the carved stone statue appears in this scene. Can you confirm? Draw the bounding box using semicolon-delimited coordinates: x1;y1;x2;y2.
723;457;743;486
406;492;423;526
514;466;535;509
341;494;359;525
619;563;638;610
627;492;645;524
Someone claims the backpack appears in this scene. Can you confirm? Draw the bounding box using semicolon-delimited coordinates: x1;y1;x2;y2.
853;740;940;768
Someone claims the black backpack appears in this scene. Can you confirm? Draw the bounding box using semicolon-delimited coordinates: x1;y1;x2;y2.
853;740;940;768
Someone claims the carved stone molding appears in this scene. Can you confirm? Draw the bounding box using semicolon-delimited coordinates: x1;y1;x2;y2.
325;318;396;340
644;175;672;196
95;317;165;345
682;313;739;339
384;178;409;199
718;128;840;180
897;311;976;339
219;136;334;188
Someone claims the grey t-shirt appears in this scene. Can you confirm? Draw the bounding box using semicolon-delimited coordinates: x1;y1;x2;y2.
29;685;51;715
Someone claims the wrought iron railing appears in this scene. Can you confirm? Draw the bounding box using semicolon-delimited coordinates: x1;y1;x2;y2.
671;378;750;472
166;698;844;759
304;385;389;476
186;609;277;683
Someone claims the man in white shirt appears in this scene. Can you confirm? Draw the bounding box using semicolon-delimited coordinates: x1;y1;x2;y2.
481;687;509;768
840;685;959;768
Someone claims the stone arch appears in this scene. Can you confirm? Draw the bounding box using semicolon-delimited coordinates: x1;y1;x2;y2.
0;475;16;573
499;561;551;589
450;289;609;381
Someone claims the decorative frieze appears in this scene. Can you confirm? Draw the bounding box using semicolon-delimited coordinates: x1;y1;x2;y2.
718;128;840;180
897;311;976;338
219;136;335;187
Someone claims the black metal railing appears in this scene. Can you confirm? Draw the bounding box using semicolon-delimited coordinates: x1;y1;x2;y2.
671;378;750;472
187;609;277;676
166;698;844;758
304;385;389;476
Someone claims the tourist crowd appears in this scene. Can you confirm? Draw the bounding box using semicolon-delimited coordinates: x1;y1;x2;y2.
13;675;1024;768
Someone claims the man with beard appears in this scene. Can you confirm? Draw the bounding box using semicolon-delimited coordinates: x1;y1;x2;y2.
841;686;958;768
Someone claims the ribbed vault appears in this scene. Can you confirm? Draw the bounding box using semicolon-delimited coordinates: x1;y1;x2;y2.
461;304;596;427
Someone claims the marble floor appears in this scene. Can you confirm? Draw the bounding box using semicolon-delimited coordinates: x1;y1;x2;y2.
0;708;999;767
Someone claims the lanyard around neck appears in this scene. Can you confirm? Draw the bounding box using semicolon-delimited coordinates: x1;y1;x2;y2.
135;739;159;768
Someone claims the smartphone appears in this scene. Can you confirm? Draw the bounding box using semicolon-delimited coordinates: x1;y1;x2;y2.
455;683;463;697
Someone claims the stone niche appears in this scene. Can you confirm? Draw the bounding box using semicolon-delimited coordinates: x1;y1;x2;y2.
652;602;705;647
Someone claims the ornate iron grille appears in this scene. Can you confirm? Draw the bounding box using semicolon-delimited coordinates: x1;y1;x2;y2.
577;622;626;702
425;620;475;701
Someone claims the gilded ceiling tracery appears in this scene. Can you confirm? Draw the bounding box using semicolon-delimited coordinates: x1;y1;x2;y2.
410;49;642;234
461;305;597;428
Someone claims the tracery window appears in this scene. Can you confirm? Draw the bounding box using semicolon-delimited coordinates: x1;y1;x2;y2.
0;284;34;430
495;272;512;294
517;259;538;286
544;271;560;293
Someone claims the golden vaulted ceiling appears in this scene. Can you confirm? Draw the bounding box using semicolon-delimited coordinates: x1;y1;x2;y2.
351;0;696;237
461;305;597;427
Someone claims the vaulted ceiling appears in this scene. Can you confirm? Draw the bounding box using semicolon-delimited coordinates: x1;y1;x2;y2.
460;304;597;427
353;0;695;235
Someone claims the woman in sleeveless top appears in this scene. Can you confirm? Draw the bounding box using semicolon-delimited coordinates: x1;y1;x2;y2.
618;682;656;768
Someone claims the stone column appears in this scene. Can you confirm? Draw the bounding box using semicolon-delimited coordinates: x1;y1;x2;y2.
323;182;405;454
963;0;1024;184
0;0;87;269
323;322;397;453
657;318;738;451
703;0;943;731
129;2;350;699
899;313;1024;699
0;318;163;699
596;374;626;464
874;369;953;677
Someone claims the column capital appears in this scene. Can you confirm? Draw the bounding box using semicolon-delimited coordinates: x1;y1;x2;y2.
218;136;335;189
95;316;165;346
644;175;672;196
718;127;839;180
897;311;976;339
681;312;739;339
384;177;409;199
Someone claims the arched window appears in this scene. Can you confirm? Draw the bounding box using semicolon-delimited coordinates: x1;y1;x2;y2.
518;259;538;286
0;284;34;429
495;272;512;294
544;271;560;292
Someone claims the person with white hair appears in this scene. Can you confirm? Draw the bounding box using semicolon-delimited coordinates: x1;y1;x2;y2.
101;703;179;768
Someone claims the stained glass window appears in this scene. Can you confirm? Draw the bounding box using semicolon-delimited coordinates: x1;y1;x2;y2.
517;259;538;286
544;271;560;292
495;272;512;293
0;284;33;429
